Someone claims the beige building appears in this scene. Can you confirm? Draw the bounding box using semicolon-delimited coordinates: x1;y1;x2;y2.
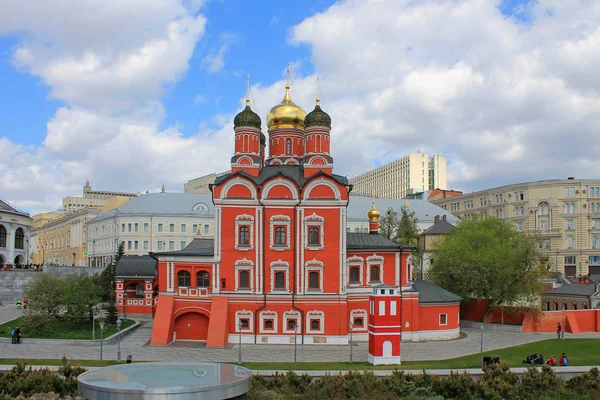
349;152;447;199
184;171;229;194
61;180;137;213
82;180;138;200
430;178;600;276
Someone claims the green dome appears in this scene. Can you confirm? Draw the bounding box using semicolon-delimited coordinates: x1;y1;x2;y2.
234;102;261;129
259;131;266;146
304;102;331;128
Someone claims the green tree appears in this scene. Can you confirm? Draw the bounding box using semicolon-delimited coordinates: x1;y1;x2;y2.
428;216;542;311
21;274;65;333
61;272;101;322
101;241;125;323
397;205;420;246
379;207;399;240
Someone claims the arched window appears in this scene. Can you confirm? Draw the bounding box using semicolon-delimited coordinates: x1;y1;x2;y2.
539;202;549;215
308;227;320;245
286;139;291;155
15;228;24;250
197;271;210;288
0;225;6;248
135;284;144;298
178;271;191;287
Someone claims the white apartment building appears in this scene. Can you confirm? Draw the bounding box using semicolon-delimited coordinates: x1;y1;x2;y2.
431;178;600;276
86;193;215;267
184;171;229;194
349;153;447;199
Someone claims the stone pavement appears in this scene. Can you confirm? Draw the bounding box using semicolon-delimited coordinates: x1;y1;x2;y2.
0;301;23;325
2;316;598;363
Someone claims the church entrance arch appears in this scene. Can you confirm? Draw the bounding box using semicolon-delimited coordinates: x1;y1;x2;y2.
14;255;24;265
0;254;5;265
174;311;209;341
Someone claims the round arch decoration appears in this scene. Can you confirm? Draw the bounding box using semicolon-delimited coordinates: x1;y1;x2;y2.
221;178;258;200
302;178;341;200
261;179;299;201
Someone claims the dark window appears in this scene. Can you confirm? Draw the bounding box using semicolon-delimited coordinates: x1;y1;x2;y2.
15;228;24;250
308;227;320;245
275;227;286;245
275;271;286;289
0;225;6;248
354;317;364;327
440;314;447;325
309;271;319;289
178;271;190;287
264;319;274;330
286;139;291;155
349;267;360;283
239;271;250;289
135;284;144;298
370;266;380;282
310;319;320;331
221;279;226;289
287;319;298;330
197;271;210;287
239;226;250;245
240;318;249;329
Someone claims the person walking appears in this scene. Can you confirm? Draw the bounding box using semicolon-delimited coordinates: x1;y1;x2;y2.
16;299;21;309
15;327;22;344
10;328;16;344
556;323;562;339
23;297;28;310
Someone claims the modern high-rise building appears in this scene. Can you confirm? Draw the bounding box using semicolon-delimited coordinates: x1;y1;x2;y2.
184;171;230;194
349;153;447;199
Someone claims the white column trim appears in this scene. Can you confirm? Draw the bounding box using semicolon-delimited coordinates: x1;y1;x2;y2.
395;252;400;286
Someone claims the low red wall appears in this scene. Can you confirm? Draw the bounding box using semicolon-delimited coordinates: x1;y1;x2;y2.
462;299;527;325
522;310;600;333
462;299;490;321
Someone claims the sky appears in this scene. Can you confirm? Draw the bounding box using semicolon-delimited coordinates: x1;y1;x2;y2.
1;0;599;215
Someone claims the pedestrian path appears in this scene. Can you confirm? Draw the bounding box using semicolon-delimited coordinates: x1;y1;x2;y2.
0;302;23;325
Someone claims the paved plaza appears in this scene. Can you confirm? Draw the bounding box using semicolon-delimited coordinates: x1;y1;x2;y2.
2;312;598;363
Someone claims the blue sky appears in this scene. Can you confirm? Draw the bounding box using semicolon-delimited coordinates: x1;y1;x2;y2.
2;0;599;214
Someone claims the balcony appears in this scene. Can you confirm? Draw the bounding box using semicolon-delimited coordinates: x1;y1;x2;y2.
536;228;562;237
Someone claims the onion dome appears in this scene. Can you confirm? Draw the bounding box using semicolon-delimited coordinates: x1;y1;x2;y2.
304;99;331;128
266;84;306;129
259;131;266;146
368;201;381;221
234;99;261;129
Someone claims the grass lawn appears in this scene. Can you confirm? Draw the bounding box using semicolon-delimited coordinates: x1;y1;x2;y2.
1;338;598;371
0;317;136;340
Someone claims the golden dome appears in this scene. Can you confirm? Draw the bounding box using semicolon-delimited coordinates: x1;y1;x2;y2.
368;201;381;221
266;84;306;130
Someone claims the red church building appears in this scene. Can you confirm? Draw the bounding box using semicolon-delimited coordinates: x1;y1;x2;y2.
118;83;460;354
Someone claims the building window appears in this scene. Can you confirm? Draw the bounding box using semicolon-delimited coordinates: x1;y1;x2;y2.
178;271;191;287
157;240;163;250
538;202;549;215
193;224;198;234
204;224;209;234
287;319;298;330
239;271;250;289
14;228;24;250
286;139;291;155
121;223;125;232
370;265;381;282
127;241;132;250
240;318;249;329
567;236;573;249
0;225;5;248
158;223;163;232
134;223;138;232
274;271;286;290
264;319;274;330
565;256;576;265
134;241;138;250
197;271;210;287
354;317;364;328
308;227;320;245
239;226;250;246
127;223;131;232
180;241;186;250
170;224;175;232
516;222;523;232
310;319;320;331
590;187;600;197
143;241;149;250
181;224;186;233
169;241;175;250
349;267;360;283
144;223;149;232
592;237;598;249
439;313;448;325
589;256;600;265
308;271;319;289
567;219;574;230
275;227;286;245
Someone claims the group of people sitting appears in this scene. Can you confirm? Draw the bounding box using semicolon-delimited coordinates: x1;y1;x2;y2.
523;353;569;366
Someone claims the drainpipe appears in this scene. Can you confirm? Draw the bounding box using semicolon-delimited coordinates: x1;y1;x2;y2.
254;196;267;344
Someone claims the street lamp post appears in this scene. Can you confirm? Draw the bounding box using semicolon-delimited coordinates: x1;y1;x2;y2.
480;325;484;368
348;321;354;363
293;324;299;370
238;322;243;365
99;320;105;367
117;318;122;362
92;306;96;340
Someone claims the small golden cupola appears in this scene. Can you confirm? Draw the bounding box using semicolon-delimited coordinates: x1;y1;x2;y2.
368;201;381;234
266;84;307;130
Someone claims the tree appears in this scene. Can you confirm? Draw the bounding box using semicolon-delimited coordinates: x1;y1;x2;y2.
379;207;399;240
21;274;65;333
397;205;420;246
62;273;101;322
428;216;542;311
101;241;125;323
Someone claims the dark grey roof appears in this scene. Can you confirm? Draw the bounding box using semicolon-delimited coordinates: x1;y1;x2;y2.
213;165;349;189
115;255;157;278
346;233;409;250
153;238;215;257
410;280;462;303
545;283;598;297
422;220;455;235
0;198;29;217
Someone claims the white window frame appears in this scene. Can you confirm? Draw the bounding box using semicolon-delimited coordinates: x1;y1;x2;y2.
234;259;254;291
259;311;278;333
306;310;325;334
270;215;291;250
350;309;368;331
378;300;386;316
283;310;301;333
270;261;290;292
366;255;384;284
439;313;448;326
235;310;253;333
234;214;254;250
347;255;364;286
304;261;324;293
304;213;325;250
